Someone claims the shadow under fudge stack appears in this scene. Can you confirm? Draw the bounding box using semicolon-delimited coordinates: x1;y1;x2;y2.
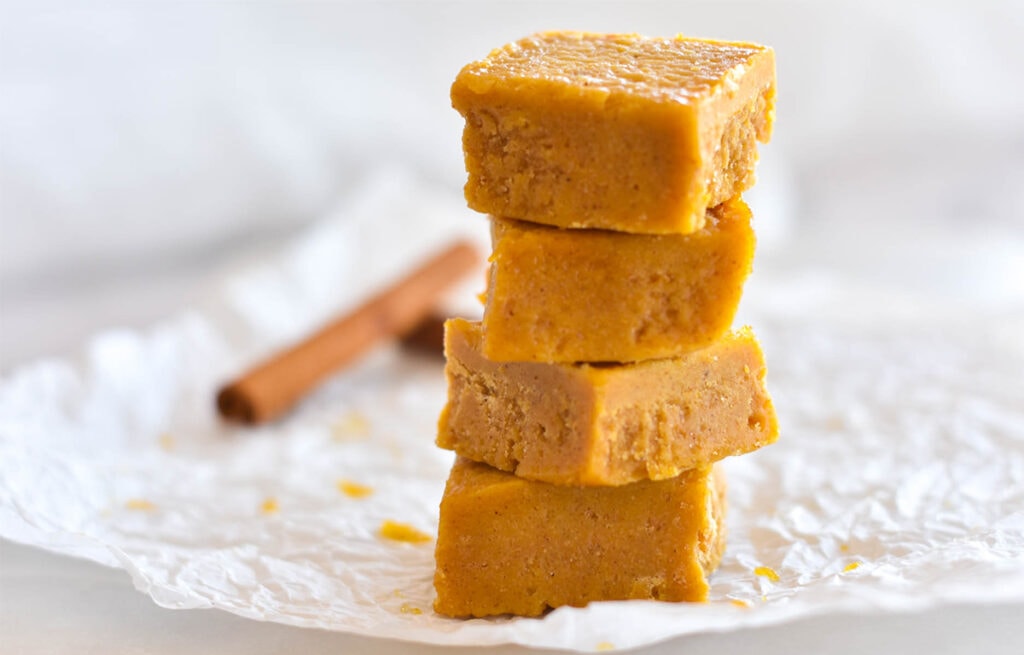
434;31;779;618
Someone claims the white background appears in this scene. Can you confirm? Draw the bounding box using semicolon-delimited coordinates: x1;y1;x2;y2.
4;1;1022;369
2;1;1023;653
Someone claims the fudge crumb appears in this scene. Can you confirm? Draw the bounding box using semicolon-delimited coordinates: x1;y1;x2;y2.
754;566;779;582
338;480;374;499
379;520;432;544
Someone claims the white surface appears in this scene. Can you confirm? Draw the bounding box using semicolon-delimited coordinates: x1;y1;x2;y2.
2;174;1023;651
5;540;1024;655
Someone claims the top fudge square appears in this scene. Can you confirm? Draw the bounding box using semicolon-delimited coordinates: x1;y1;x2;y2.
451;31;776;234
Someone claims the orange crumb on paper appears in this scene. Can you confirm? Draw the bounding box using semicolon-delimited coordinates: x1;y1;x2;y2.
158;434;175;451
754;566;780;582
596;642;616;652
839;543;850;553
332;411;371;441
730;598;752;608
399;603;423;615
125;499;156;511
337;480;374;499
379;520;432;544
261;498;279;514
843;561;861;573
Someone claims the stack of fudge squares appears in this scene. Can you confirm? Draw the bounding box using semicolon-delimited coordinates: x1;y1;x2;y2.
433;31;779;618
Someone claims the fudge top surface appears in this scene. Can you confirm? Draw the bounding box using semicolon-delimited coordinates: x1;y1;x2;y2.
455;31;772;103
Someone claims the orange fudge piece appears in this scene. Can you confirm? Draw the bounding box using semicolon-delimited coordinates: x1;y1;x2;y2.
451;31;775;234
438;319;777;486
484;197;754;363
433;458;726;618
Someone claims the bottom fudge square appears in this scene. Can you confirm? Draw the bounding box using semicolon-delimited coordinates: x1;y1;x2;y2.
433;458;726;618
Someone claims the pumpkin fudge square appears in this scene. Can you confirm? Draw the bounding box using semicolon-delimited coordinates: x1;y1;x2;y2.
484;197;755;363
438;318;778;486
451;31;775;234
433;458;726;618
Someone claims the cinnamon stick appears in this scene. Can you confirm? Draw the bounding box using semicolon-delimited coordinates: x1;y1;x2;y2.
398;311;449;357
217;240;481;424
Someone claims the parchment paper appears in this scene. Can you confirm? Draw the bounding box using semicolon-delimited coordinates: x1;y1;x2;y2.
2;170;1022;652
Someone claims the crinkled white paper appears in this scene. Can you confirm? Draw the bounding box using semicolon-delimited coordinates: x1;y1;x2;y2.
2;171;1023;652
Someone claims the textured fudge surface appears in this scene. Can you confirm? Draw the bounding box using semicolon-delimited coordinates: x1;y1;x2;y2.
483;197;755;363
433;458;726;618
437;319;778;486
451;31;775;234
